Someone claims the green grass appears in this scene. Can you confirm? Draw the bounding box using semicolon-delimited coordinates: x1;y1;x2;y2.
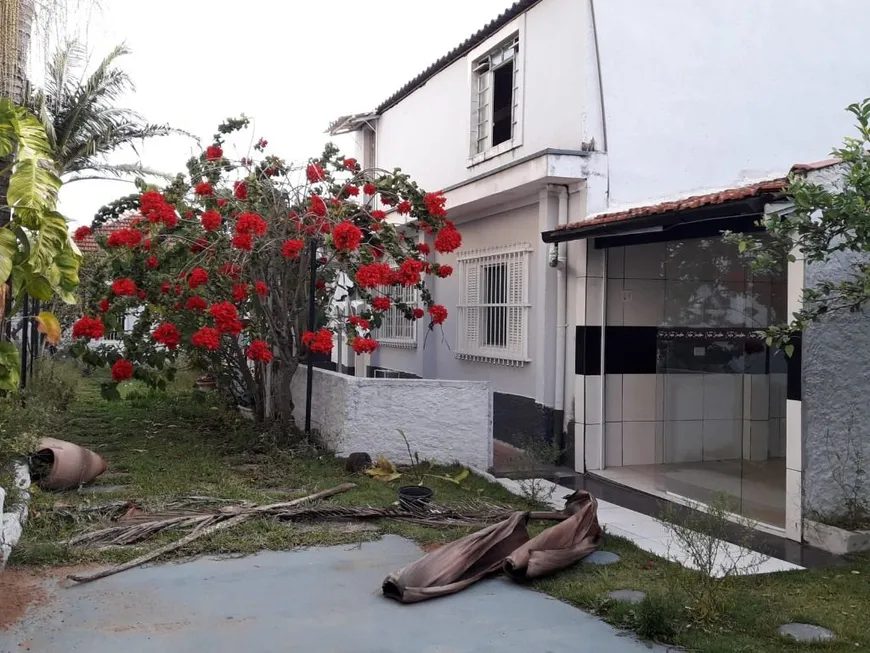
532;532;870;651
12;370;527;567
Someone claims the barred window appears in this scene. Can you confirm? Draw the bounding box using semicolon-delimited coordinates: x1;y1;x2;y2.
375;283;418;348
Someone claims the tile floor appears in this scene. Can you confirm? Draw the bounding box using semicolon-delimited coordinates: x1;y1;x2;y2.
494;477;802;577
594;458;786;528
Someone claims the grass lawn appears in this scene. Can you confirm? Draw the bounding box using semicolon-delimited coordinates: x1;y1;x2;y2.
12;367;870;652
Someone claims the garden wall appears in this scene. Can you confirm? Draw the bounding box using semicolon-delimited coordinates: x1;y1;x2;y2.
290;367;493;470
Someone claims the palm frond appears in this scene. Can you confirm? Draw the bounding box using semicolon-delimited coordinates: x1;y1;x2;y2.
65;162;175;183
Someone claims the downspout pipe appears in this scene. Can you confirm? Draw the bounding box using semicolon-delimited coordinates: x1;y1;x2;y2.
552;186;569;443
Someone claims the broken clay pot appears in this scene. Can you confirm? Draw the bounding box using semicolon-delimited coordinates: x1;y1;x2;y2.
33;438;107;491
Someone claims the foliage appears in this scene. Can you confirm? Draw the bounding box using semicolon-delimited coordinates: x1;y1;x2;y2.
0;98;80;388
68;117;459;424
725;98;870;348
27;41;178;182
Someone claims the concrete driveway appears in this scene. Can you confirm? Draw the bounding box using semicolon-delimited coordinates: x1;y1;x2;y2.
0;536;670;652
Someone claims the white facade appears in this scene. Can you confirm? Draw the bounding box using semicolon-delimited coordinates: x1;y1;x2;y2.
331;0;870;540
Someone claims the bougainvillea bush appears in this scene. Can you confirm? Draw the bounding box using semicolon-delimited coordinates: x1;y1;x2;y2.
68;117;459;424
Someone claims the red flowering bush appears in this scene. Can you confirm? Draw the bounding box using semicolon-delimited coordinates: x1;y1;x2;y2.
72;116;457;420
111;359;134;382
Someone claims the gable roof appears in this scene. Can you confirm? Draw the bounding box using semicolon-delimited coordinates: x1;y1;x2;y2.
375;0;543;114
76;214;140;254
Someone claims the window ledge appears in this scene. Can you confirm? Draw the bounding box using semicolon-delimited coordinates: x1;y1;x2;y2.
466;138;522;168
379;340;417;350
455;352;529;367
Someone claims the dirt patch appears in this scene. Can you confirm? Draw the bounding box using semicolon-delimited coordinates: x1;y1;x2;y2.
422;543;443;553
0;570;47;631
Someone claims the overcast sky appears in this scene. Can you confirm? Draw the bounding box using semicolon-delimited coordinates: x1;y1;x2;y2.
50;0;516;225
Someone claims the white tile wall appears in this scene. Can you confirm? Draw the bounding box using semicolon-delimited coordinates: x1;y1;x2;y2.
605;422;623;467
769;374;787;419
623;279;666;326
623;421;657;465
743;420;769;461
702;419;742;460
573;376;586;426
607;246;625;279
605;374;622;422
585;276;604;326
607;279;624;326
624;242;666;280
702;375;743;420
664;375;704;421
748;376;770;421
585;376;602;425
786;399;802;472
623;374;657;421
767;418;784;459
785;467;803;540
664;420;704;463
588;246;606;278
585;424;602;471
574;422;586;473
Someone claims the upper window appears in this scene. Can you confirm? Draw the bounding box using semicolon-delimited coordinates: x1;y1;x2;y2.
456;243;532;366
374;281;418;348
470;34;521;161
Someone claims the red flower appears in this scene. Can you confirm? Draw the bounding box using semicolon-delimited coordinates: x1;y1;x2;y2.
218;199;228;208
417;243;431;255
232;283;249;302
436;264;453;278
345;185;359;197
152;322;181;350
233;181;248;200
137;289;147;301
205;145;223;161
161;282;171;294
254;280;269;297
350;336;378;354
301;328;334;354
246;339;273;362
397;259;425;286
140;190;178;228
111;278;137;296
111;359;134;382
146;256;159;270
209;301;242;335
413;307;424;319
191;326;221;350
309;195;327;217
370;222;382;232
194;181;214;197
257;138;268;148
98;298;110;313
143;238;152;251
343;158;357;170
188;267;209;289
372;296;391;311
381;196;395;207
186;296;208;311
370;209;386;221
355;263;394;289
107;227;143;249
429;304;448;325
332;221;363;251
72;316;105;340
232;233;253;250
315;279;326;290
424;191;448;219
306;163;326;183
235;212;268;236
434;226;462;254
371;244;385;260
348;315;371;331
281;239;304;259
397;200;411;215
363;183;376;195
73;225;92;242
201;209;222;231
219;263;242;279
191;236;210;253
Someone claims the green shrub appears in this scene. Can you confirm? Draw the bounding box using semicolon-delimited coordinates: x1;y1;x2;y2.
635;591;682;642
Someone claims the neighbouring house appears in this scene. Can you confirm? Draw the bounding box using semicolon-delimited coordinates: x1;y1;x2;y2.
327;0;870;544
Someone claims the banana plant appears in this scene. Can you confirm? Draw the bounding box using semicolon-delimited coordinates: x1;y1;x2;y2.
0;99;80;389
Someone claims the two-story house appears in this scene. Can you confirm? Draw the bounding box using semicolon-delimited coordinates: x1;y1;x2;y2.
329;0;870;544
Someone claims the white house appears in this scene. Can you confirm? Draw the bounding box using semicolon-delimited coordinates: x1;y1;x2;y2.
329;0;870;544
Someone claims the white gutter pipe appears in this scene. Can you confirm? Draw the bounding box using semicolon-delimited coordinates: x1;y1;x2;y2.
553;187;569;440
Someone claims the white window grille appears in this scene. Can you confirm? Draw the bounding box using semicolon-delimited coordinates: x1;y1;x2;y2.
456;243;532;366
470;34;520;158
375;282;418;348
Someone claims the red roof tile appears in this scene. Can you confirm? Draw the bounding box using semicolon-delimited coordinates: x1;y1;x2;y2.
76;214;140;254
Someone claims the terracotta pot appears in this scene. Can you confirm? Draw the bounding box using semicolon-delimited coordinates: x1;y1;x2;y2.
238;406;254;421
34;438;107;491
195;375;217;392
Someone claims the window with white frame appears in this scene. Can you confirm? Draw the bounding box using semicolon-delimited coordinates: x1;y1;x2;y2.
471;34;520;158
374;282;418;348
456;243;531;365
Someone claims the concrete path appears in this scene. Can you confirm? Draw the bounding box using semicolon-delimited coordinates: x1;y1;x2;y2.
1;536;671;652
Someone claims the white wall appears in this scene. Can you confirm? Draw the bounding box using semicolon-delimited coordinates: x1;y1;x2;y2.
374;0;589;194
291;367;493;470
594;0;870;207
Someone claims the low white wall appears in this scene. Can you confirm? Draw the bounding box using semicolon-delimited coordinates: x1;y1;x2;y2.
291;367;493;470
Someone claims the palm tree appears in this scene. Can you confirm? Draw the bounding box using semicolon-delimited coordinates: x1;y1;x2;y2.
28;41;178;183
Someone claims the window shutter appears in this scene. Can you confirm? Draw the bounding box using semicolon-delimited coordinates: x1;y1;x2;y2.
464;262;480;350
507;257;525;354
